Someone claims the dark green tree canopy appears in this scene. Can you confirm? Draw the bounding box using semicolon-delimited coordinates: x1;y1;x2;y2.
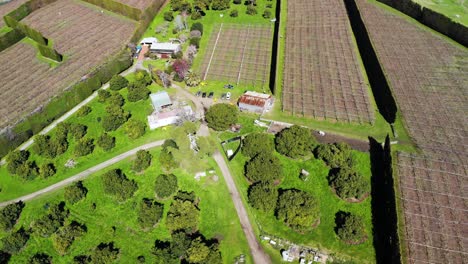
97;133;116;152
242;132;274;158
205;103;238;131
190;22;203;35
276;189;320;231
29;252;52;264
275;125;316;158
248;182;278;212
53;221;86;255
335;211;367;244
64;181;88;204
32;202;69;237
39;163;56;179
76;105;92;117
101;169;138;201
155;174;178;199
166;198;200;233
137;198;164;229
245;152;282;183
328;168;370;200
91;242;120;264
124;119;146;139
74;138;95;157
315;142;354;168
1;227;30;254
109;75;129;91
0;201;25;231
133;150;152;172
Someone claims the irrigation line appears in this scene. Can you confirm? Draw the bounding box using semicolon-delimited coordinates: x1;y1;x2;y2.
203;23;223;81
237;24;250;85
409;241;468;255
398;163;468;178
399;184;467;200
403;211;467;225
401;196;468;212
408;226;467;241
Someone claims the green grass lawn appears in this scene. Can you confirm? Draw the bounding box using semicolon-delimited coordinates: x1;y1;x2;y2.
0;148;252;263
413;0;468;25
226;144;376;263
0;73;172;201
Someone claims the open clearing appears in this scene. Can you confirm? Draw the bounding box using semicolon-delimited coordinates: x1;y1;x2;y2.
357;1;468;263
0;0;135;129
199;23;273;89
282;0;374;124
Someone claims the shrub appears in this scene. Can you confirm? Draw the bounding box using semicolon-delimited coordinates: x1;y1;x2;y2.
315;143;354;168
0;201;25;231
127;86;150;102
155;174;178;199
133;150;152;172
205;103;238;131
191;11;202;20
166;199;199;232
230;9;238;17
107;92;125;107
102;112;128;132
164;11;174;21
189;37;200;48
64;181;88;204
29;253;52;264
109;75;128;91
39;163;56;178
276;189;320;231
102;169;138;201
91;243;120;264
233;0;241;4
98;90;111;102
70;123;87;141
275;125;316;158
335;212;367;244
328;168;370;200
263;9;272;18
124;119;146;139
245;152;282;183
248;182;278;212
211;0;230;10
1;227;29;254
74;138;94;157
190;22;203;35
138;198;164;229
76;105;92;117
97;133;116;151
246;5;257;15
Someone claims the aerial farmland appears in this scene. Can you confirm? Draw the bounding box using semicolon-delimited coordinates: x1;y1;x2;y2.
0;0;466;263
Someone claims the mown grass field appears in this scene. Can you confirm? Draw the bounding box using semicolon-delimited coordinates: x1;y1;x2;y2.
413;0;468;25
0;73;170;201
0;148;252;263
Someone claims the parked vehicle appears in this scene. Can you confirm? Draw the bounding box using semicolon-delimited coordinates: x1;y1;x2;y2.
226;92;231;100
221;93;227;100
208;92;214;98
195;91;201;97
224;84;234;89
202;92;207;98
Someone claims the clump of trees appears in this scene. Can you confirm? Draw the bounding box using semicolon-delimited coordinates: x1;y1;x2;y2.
64;181;88;204
1;227;30;254
242;132;274;158
245;152;282;183
74;138;95;157
102;93;129;132
90;242;120;263
124;119;146;139
0;201;25;231
276;189;320;231
246;5;257;15
76;105;92;117
39;163;56;178
52;221;87;255
230;9;238;17
133;150;152;172
248;182;278;213
29;253;52;264
164;11;174;21
31;202;69;238
101;169;138;201
315;142;354;168
328;168;370;200
70;123;87;141
137;198;164;229
275;125;316;158
166;191;200;233
159;140;178;171
335;211;367;244
6;150;38;180
205;103;238;131
155;174;178;199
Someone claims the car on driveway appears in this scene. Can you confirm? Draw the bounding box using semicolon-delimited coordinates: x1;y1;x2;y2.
224;84;234;89
202;92;207;98
195;91;201;97
208;92;214;98
226;92;231;100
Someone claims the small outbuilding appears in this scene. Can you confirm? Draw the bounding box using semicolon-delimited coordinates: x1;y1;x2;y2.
150;91;172;111
140;37;158;46
238;91;273;114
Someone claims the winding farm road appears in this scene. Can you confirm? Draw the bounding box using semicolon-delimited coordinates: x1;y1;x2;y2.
0;140;165;207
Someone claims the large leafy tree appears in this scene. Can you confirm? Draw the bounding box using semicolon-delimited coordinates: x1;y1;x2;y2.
109;75;129;91
276;189;320;231
91;242;120;264
124;119;146;139
205;103;238;131
247;182;278;212
101;169;138;201
133;150;152;172
52;221;86;255
335;212;367;244
32;202;69;237
137;198;164;229
275;125;316;158
245;152;282;183
328;168;370;200
74;138;95;157
1;227;30;254
242;132;274;158
96;133;116;152
0;201;25;231
155;174;178;199
315;142;354;168
64;181;88;204
29;253;52;264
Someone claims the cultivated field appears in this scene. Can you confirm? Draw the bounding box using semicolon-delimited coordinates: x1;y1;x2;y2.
282;0;374;123
115;0;155;11
0;0;135;129
199;23;273;89
356;1;468;263
0;0;28;28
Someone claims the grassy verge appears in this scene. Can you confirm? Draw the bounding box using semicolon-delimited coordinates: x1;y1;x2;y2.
0;148;252;263
412;0;468;26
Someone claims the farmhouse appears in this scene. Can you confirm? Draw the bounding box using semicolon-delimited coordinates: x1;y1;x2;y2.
150;42;181;55
140;37;158;46
238;91;273;113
